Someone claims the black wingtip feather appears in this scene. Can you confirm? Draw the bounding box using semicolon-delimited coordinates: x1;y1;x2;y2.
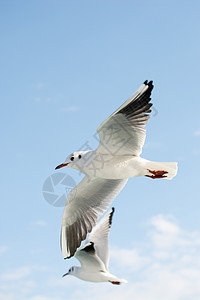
109;207;115;226
148;80;154;90
143;80;154;91
143;79;153;85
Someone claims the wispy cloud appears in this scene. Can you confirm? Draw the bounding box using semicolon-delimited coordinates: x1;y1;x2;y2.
192;149;200;156
31;82;46;90
35;83;45;90
28;296;64;300
2;215;200;300
29;249;44;255
194;129;200;136
60;106;79;113
110;247;150;272
0;246;8;254
0;267;31;281
0;265;49;300
30;220;47;227
148;214;181;250
69;214;200;300
33;97;56;103
0;280;36;300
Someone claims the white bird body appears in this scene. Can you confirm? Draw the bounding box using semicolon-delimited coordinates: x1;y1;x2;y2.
69;265;126;283
63;208;127;284
68;150;177;179
55;80;178;258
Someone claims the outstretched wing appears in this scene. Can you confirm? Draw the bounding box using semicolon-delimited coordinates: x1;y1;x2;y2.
87;208;115;270
75;242;106;272
96;80;153;156
61;177;127;259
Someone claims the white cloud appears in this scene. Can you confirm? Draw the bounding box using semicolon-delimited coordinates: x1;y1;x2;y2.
148;214;181;250
150;214;180;234
0;246;8;254
34;97;41;102
1;215;200;300
0;267;31;281
32;82;46;90
194;129;200;136
34;97;55;103
29;249;44;255
0;280;36;300
31;220;47;227
193;149;200;156
70;215;200;300
110;247;150;272
0;266;48;300
0;292;15;300
60;106;79;113
35;83;45;90
28;296;62;300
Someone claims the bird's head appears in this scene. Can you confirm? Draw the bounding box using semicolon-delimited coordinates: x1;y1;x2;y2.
62;266;79;277
55;151;85;170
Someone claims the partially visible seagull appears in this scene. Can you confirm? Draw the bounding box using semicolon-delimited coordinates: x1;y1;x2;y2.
55;80;178;259
62;208;127;284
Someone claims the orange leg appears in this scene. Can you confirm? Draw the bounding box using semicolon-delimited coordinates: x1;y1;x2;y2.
145;169;168;179
109;281;121;285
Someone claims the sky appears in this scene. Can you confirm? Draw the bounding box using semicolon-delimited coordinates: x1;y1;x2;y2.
1;0;200;299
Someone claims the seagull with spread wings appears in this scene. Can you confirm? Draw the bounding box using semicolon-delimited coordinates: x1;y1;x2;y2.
55;80;178;258
62;208;127;284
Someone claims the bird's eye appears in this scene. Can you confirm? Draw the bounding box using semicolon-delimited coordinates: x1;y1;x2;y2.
70;157;74;161
78;155;82;159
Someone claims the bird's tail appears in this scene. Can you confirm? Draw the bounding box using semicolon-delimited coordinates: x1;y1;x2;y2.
144;161;178;180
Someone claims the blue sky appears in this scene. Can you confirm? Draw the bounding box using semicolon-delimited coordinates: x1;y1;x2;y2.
1;0;200;299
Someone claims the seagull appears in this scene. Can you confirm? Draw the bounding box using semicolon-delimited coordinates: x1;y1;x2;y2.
62;208;127;284
55;80;178;258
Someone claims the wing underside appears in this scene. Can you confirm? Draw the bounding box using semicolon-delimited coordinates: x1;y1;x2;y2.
61;177;127;258
97;81;153;156
87;208;115;269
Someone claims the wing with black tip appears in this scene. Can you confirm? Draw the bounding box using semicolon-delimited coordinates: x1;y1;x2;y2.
87;208;115;269
97;81;153;156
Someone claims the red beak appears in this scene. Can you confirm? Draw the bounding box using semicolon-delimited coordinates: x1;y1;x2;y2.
55;163;69;170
